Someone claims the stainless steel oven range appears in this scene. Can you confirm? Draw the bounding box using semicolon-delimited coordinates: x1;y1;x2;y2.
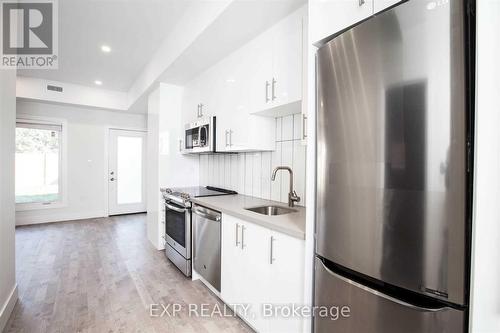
160;186;236;277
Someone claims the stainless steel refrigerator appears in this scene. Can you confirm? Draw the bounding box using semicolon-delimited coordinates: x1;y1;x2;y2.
314;0;475;332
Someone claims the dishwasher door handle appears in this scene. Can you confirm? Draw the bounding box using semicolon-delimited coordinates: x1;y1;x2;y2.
193;207;221;222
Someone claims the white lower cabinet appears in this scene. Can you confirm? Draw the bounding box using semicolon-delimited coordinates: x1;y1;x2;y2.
221;214;305;332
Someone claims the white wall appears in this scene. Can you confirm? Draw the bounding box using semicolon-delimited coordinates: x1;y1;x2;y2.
15;101;147;225
470;1;500;332
200;114;306;205
17;77;129;111
147;83;199;249
147;88;161;249
0;70;17;332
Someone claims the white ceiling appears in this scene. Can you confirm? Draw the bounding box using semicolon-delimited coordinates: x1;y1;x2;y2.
18;0;190;92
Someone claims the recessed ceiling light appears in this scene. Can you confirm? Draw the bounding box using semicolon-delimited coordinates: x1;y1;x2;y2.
94;80;102;86
101;45;111;53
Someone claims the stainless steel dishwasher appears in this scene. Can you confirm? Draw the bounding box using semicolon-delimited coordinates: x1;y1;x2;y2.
192;204;221;292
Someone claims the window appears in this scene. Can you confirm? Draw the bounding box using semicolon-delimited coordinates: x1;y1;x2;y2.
15;119;63;207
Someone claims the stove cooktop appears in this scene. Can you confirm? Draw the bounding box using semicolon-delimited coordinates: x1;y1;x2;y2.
161;186;237;201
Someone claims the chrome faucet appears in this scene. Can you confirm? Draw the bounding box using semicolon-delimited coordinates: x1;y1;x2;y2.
271;166;300;207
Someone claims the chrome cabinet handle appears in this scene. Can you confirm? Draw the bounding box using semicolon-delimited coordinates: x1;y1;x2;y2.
197;104;200;117
359;0;365;6
271;78;277;101
225;130;229;147
229;130;233;147
199;103;203;117
265;81;270;103
302;114;308;139
269;236;275;264
179;139;183;152
241;225;246;249
235;223;240;247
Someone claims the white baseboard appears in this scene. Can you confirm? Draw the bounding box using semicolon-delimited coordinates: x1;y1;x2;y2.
16;211;107;226
0;284;18;332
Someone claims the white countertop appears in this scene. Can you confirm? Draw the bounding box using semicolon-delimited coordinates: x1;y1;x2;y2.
190;194;306;239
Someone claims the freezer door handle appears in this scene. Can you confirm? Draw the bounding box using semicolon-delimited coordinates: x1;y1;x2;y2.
319;260;448;313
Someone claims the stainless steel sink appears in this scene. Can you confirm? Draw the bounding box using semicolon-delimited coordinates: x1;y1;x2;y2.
245;205;297;216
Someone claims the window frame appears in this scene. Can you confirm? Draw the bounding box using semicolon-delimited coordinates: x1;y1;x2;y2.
15;115;68;211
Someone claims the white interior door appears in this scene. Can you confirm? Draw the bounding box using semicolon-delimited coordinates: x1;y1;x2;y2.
108;129;147;215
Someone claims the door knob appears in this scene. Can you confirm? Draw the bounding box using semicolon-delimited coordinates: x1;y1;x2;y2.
110;178;115;181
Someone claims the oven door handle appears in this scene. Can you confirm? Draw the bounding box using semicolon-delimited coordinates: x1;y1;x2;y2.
165;203;186;213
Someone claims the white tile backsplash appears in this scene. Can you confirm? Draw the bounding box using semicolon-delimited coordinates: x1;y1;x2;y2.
271;141;283;202
261;152;272;200
224;155;231;189
281;140;294;202
199;115;306;206
275;117;282;142
252;153;262;197
282;115;294;141
244;153;253;196
293;113;302;140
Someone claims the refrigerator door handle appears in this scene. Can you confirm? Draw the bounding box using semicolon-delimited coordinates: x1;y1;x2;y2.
319;260;448;313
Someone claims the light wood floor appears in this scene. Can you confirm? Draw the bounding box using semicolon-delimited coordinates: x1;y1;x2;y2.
4;214;252;333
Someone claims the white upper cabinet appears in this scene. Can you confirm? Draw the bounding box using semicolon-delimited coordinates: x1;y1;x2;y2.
181;80;201;124
374;0;401;13
270;10;303;109
309;0;405;45
247;32;274;115
182;6;306;153
310;0;373;44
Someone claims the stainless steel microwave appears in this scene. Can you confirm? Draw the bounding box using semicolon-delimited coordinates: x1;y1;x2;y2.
184;116;216;153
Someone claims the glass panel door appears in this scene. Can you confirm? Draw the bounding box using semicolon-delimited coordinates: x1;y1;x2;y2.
108;129;146;215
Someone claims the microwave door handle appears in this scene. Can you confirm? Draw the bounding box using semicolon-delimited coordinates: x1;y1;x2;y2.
201;126;208;146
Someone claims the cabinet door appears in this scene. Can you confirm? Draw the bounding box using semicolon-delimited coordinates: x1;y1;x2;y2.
271;11;303;107
182;81;200;124
267;231;305;333
373;0;400;13
216;118;232;152
309;0;374;44
247;32;274;114
199;64;222;119
221;214;242;306
239;220;271;333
